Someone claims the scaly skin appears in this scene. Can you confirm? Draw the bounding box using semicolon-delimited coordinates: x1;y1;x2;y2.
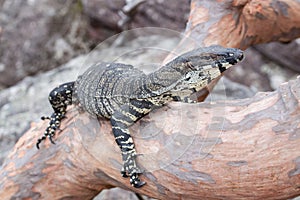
37;45;244;188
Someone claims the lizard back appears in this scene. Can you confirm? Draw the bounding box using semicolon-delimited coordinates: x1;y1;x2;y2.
73;62;148;118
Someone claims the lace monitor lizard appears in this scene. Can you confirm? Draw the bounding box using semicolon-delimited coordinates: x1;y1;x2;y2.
36;45;244;188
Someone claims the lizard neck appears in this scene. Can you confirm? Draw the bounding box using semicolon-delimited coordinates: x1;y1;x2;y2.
145;62;185;95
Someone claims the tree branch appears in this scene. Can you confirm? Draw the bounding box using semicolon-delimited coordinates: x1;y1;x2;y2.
1;76;300;199
185;0;300;49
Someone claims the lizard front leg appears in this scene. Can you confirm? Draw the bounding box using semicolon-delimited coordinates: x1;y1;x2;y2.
36;82;74;149
110;99;153;188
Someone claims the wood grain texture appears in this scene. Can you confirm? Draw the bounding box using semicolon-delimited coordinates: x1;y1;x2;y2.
1;0;300;199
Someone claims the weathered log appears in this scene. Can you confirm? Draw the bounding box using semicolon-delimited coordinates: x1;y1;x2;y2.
1;0;300;199
0;76;299;199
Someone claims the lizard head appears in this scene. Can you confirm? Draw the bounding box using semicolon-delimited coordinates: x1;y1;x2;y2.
166;45;244;92
171;45;244;74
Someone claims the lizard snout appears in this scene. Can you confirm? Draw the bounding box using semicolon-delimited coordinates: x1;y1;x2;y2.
235;50;244;61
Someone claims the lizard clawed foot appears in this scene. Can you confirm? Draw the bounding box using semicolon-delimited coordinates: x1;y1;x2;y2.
36;134;56;149
36;112;62;149
130;172;146;188
120;154;146;188
122;167;146;188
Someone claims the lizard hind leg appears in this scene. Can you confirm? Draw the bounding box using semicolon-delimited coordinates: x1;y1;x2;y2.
36;82;74;149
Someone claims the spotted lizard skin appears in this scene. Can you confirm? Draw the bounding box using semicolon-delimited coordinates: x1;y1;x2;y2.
37;45;244;188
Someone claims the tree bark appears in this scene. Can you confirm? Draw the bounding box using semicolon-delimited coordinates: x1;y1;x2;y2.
185;0;300;49
1;0;300;199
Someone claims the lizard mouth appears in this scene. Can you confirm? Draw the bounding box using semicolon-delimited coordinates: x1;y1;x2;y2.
226;57;239;65
213;50;244;73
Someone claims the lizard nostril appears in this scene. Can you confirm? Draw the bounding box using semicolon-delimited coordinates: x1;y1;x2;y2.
239;54;244;61
237;51;244;61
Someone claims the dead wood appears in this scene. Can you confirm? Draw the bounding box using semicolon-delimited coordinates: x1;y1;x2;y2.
185;0;300;49
1;0;300;199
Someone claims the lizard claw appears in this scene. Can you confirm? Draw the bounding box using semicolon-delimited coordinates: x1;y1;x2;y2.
36;136;46;149
41;116;51;120
49;135;56;145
